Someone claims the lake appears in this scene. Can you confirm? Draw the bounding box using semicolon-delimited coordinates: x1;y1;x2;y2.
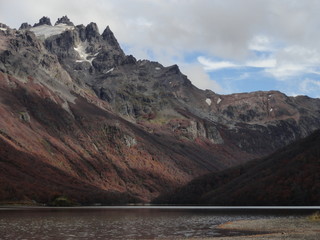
0;206;315;239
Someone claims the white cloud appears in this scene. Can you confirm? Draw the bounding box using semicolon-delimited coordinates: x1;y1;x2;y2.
265;63;307;79
248;35;276;52
198;55;276;71
0;0;271;61
246;58;276;68
197;56;238;71
2;0;320;62
2;1;320;64
180;64;223;93
265;45;320;79
300;78;320;93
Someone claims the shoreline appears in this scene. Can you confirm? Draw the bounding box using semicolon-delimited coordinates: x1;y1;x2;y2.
213;217;320;239
177;216;320;239
1;203;320;208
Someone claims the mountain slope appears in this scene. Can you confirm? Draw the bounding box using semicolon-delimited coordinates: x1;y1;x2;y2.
0;16;320;204
154;130;320;205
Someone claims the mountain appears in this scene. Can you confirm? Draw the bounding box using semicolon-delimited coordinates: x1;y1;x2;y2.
1;16;320;204
154;130;320;205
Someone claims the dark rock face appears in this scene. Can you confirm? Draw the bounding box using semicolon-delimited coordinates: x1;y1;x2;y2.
55;16;74;26
44;30;77;59
1;16;320;204
122;55;137;65
19;22;31;30
85;22;100;41
102;26;122;51
0;23;9;29
76;24;87;42
33;16;52;27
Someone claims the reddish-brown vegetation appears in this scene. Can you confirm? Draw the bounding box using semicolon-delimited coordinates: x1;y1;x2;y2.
155;130;320;205
0;72;251;204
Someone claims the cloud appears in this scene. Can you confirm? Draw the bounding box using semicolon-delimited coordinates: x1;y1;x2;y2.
180;64;223;93
0;0;273;61
198;55;276;71
2;0;320;64
265;64;307;79
248;35;277;52
246;58;276;68
300;78;320;93
265;46;320;79
197;56;238;71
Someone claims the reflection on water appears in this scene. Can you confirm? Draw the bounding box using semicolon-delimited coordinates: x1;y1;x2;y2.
0;207;311;239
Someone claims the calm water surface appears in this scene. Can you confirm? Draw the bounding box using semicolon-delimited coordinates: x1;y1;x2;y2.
0;206;313;239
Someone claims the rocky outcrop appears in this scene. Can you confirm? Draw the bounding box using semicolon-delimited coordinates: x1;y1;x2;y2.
85;22;100;41
19;22;31;30
55;16;74;26
33;16;52;27
102;26;123;51
0;23;9;29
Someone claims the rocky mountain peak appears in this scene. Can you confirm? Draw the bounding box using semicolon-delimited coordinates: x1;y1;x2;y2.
19;22;32;30
102;26;121;49
55;16;74;26
0;23;9;30
85;22;100;41
33;16;52;27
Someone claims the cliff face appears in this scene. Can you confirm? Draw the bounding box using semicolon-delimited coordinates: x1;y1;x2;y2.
0;17;320;204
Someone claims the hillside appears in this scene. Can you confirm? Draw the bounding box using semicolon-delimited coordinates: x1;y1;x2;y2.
154;130;320;205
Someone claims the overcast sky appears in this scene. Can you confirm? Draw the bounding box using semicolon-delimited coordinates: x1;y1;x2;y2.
1;0;320;98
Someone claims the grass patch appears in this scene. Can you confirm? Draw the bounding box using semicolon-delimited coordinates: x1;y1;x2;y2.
308;211;320;221
49;196;76;207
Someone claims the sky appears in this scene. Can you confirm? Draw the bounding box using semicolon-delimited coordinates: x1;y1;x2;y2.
1;0;320;98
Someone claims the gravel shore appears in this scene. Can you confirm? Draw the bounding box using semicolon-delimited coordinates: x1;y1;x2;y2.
181;217;320;240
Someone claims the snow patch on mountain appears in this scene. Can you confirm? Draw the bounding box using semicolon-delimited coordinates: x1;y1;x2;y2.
74;41;99;64
30;24;74;39
105;68;114;74
74;41;90;63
